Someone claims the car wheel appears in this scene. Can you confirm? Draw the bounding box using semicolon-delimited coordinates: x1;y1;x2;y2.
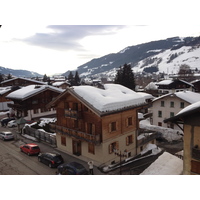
2;137;5;141
49;163;52;168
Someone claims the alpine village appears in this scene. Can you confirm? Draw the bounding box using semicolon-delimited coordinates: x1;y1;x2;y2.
1;36;200;175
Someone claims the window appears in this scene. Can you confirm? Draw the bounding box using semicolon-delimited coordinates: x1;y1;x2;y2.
32;100;38;105
170;112;174;117
33;109;39;114
61;136;66;146
88;123;95;134
170;101;174;108
73;103;79;111
127;117;133;126
158;111;162;117
126;135;133;145
74;120;78;128
88;143;95;154
161;101;165;107
109;141;119;154
158;122;162;126
109;122;117;132
180;102;184;108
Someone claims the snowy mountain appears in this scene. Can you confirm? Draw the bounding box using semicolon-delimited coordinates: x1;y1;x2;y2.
62;36;200;78
0;66;42;77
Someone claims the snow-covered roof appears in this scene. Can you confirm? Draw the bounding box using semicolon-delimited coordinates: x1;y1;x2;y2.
140;152;183;175
0;87;12;95
72;84;146;113
137;92;154;100
145;82;158;90
6;85;64;100
177;101;200;116
52;81;67;86
153;91;200;104
1;77;46;85
156;80;173;85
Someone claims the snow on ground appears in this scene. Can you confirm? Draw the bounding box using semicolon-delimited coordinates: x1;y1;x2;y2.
73;84;146;112
140;152;183;175
140;118;183;142
39;118;57;127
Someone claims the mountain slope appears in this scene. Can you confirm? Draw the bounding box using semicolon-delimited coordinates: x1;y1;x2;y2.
0;66;42;77
62;36;200;78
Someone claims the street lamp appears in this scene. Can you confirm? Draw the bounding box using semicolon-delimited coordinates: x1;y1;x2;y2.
113;148;128;175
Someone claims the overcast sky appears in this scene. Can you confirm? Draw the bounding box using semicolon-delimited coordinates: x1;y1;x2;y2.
0;1;200;76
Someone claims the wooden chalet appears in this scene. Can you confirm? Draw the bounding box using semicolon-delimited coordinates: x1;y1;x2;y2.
0;77;46;87
0;87;13;111
48;84;149;166
156;79;194;96
6;85;64;120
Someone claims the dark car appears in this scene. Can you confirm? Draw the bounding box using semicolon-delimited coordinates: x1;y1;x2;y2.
57;162;88;175
38;153;64;168
1;117;15;127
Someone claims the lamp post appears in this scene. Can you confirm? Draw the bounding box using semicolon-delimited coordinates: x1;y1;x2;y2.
113;148;128;175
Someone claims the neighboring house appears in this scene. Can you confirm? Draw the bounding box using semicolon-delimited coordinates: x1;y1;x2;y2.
48;84;148;166
191;79;200;93
52;81;69;89
6;85;64;120
156;79;194;96
164;101;200;175
151;91;200;130
0;77;46;87
0;87;13;111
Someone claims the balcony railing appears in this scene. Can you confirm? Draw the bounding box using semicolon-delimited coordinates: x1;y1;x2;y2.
65;109;82;119
49;124;101;145
192;146;200;160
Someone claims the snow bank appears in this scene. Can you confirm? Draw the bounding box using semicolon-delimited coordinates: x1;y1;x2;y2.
140;119;183;142
140;152;183;175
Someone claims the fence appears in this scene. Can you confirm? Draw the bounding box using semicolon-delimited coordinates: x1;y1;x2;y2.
23;126;57;147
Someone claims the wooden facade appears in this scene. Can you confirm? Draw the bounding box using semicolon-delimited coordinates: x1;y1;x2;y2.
7;87;63;120
49;87;146;166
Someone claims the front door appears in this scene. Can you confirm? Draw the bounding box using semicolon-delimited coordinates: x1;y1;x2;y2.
72;140;81;156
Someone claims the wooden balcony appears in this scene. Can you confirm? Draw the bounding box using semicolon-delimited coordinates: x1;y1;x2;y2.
49;124;101;145
192;146;200;160
65;109;82;119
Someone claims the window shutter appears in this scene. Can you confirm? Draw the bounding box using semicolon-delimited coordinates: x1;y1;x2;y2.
126;136;129;146
92;124;95;134
126;118;128;127
109;123;111;133
109;144;112;154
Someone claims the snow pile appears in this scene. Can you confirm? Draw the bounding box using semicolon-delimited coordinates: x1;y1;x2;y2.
39;118;57;127
140;152;183;175
73;84;146;112
140;143;161;155
140;119;183;142
145;82;158;90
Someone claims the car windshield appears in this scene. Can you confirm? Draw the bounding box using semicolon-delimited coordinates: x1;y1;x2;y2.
32;146;39;149
6;133;12;136
53;155;62;162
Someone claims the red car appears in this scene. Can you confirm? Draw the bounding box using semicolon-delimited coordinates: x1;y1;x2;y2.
20;143;40;156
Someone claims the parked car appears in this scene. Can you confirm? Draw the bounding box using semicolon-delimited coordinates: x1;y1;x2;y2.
7;120;17;128
1;117;15;127
20;143;40;156
0;131;14;141
38;153;64;168
57;162;88;175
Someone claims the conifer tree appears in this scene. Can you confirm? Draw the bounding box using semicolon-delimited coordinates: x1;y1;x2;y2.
114;63;136;90
74;71;81;86
68;71;75;86
43;74;48;82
